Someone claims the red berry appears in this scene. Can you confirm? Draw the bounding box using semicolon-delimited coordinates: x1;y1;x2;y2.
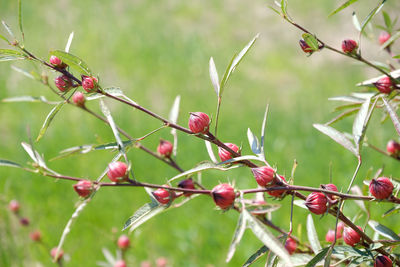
30;230;42;242
343;226;362;247
386;140;400;155
188;112;210;134
153;188;174;205
157;139;173;157
299;39;313;53
178;178;196;197
305;192;327;215
117;235;130;250
251;166;275;187
73;180;93;198
341;39;358;54
72;91;85;106
20;217;30;226
374;255;393;267
50;247;64;261
114;260;127;267
379;32;391;45
325;229;341;243
375;76;393;94
211;183;236;209
107;161;128;182
9;199;20;213
321;183;338;199
54;75;72;92
369;177;393;199
81;75;96;92
267;175;287;197
49;55;62;66
285;237;297;255
218;143;240;162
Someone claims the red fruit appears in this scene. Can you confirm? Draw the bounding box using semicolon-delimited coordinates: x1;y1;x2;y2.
267;175;287;197
369;177;393;199
211;183;236;209
20;217;30;226
374;255;393;267
305;192;327;215
325;229;341;243
54;75;72;92
285;237;297;255
343;226;362;247
81;75;96;92
50;247;64;261
49;55;62;66
188;112;210;134
157;139;173;157
30;230;42;242
321;183;338;199
386;140;400;155
117;235;130;250
73;180;93;198
375;76;393;94
251;166;275;187
9;199;20;213
218;143;240;162
341;39;358;54
299;39;313;53
178;178;196;197
72;91;85;106
107;161;128;182
379;32;391;45
156;257;168;267
153;188;174;205
114;260;127;267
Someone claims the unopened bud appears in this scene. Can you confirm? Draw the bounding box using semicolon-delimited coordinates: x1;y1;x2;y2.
73;180;93;198
375;76;393;94
374;255;393;267
218;143;240;162
153;187;175;205
117;235;130;250
50;247;64;261
341;39;358;54
386;140;400;155
81;75;97;92
49;55;62;66
251;166;275;187
211;183;235;209
30;230;42;242
285;237;297;255
72;91;85;106
9;199;20;213
343;226;362;247
114;260;127;267
54;75;72;92
379;32;391;45
157;139;173;157
369;177;393;199
188;112;210;134
107;161;128;182
305;192;327;215
267;175;287;197
178;178;195;197
299;39;313;53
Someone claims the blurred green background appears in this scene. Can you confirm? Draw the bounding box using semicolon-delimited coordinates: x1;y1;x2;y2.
0;0;399;266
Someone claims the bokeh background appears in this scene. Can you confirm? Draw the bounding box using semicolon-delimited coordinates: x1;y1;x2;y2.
0;0;399;266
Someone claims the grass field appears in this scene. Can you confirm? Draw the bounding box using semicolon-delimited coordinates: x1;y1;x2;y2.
0;0;399;266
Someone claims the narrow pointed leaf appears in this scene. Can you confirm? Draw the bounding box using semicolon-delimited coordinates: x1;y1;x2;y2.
86;87;123;100
2;95;60;105
361;0;386;33
381;31;400;49
305;247;329;267
226;213;247;262
302;33;319;51
328;96;364;103
11;66;41;81
36;102;65;142
205;140;218;163
260;104;269;160
50;50;91;75
247;128;261;155
352;12;361;31
356;69;400;87
65;32;74;53
382;97;400;137
209;57;220;95
313;124;357;156
242;245;269;267
123;202;165;231
0;159;23;168
382;11;391;29
100;100;126;156
280;0;288;16
0;49;26;61
21;142;47;168
0;33;10;44
368;220;400;241
1;21;15;40
243;209;293;266
352;97;371;151
307;214;322;254
329;0;359;17
18;0;24;42
94;140;133;150
169;95;180;156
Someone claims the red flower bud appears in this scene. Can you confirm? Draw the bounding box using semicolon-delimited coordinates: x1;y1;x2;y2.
267;175;287;197
178;178;196;197
375;76;393;94
9;199;20;213
117;235;130;250
218;143;240;162
211;183;236;209
153;188;175;205
341;39;358;54
321;183;338;199
30;230;42;242
285;237;297;255
343;226;362;247
305;192;327;215
156;257;168;267
49;55;62;66
72;91;85;106
251;166;275;187
54;75;72;92
81;75;97;92
379;32;391;45
20;217;30;226
337;221;345;235
369;177;393;199
107;161;128;182
374;255;393;267
157;139;173;157
114;260;127;267
188;112;210;134
299;39;313;53
386;140;400;155
50;247;64;261
73;180;93;198
325;229;341;243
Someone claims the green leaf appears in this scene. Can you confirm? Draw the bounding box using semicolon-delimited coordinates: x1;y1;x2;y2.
36;102;65;142
280;0;288;17
329;0;360;17
260;104;269;160
313;124;357;156
21;142;47;169
393;54;400;59
0;33;10;44
360;0;386;33
331;246;368;259
293;199;307;210
381;31;400;49
242;245;269;267
382;11;391;30
11;66;42;81
305;247;329;267
382;98;400;137
99;100;125;156
1;20;16;40
51;145;94;161
226;213;247;262
0;49;26;62
0;159;23;168
383;205;400;217
302;33;319;51
2;95;60;105
209;57;220;95
18;0;24;42
50;50;92;75
307;214;322;254
123;201;165;231
352;12;361;32
243;209;293;266
368;220;400;241
94;140;133;150
247;128;261;155
352;97;371;152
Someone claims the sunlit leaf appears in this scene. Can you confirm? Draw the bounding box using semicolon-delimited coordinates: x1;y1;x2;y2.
260;104;269;160
65;32;74;53
21;142;47;169
352;12;361;32
0;49;26;61
242;245;269;267
247;128;261;155
226;213;247;262
0;33;10;44
36;102;65;142
86;87;123;100
382;97;400;137
50;50;92;75
328;95;364;103
209;57;220;95
360;0;386;33
169;95;180;156
307;214;322;254
302;33;319;51
205;140;218;163
1;21;16;40
123;201;165;231
382;11;391;30
352;97;371;152
356;69;400;87
313;124;357;156
368;220;400;241
329;0;359;17
2;95;60;105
